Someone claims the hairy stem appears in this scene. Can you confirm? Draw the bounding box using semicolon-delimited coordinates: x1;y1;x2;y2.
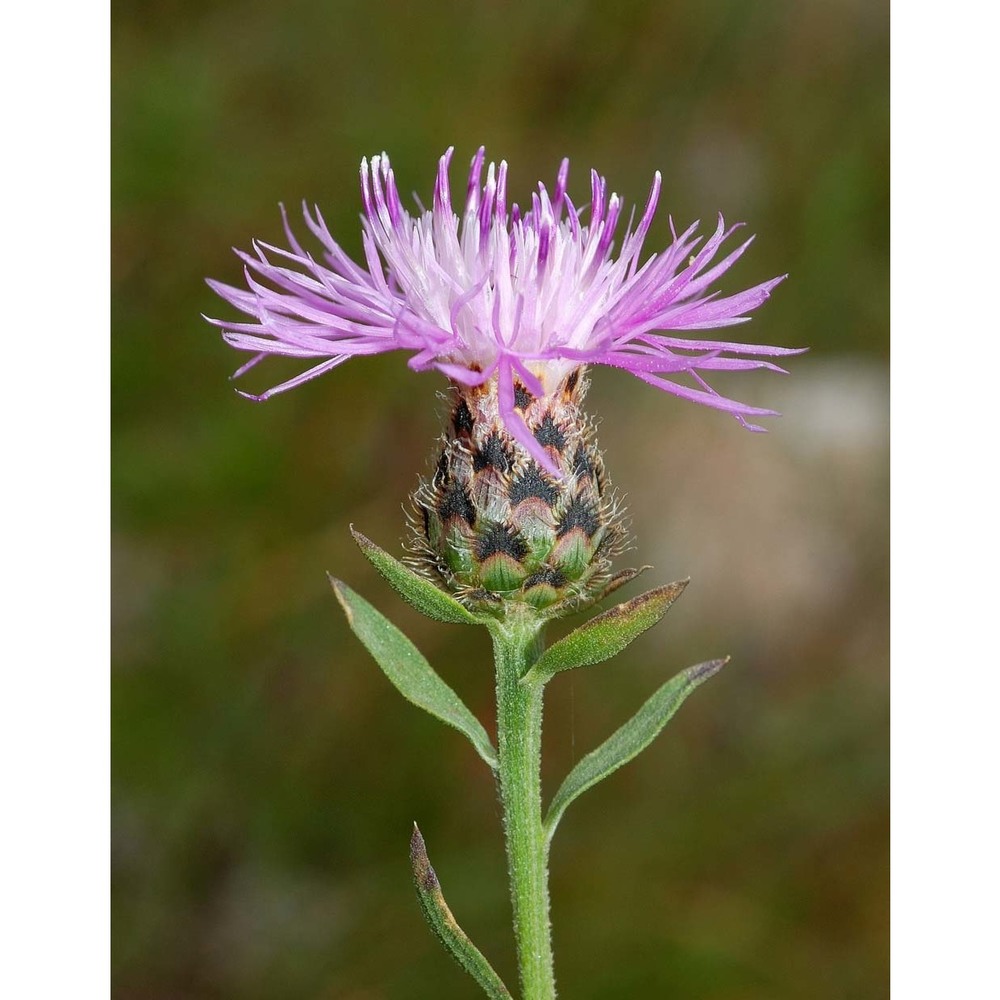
492;613;556;1000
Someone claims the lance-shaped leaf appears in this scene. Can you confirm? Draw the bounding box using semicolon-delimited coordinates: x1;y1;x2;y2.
410;824;514;1000
351;526;483;626
522;581;689;685
331;577;498;769
544;657;729;841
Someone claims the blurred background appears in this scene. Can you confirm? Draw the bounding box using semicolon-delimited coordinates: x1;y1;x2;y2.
112;0;887;996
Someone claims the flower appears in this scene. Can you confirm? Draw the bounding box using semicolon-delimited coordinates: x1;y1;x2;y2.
207;146;799;474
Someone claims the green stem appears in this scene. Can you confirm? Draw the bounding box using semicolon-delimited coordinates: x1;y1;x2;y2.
492;613;556;1000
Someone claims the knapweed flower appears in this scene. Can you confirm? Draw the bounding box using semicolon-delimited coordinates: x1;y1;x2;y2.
208;147;796;465
208;147;798;613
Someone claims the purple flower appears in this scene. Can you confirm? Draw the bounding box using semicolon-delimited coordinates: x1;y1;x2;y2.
207;147;800;473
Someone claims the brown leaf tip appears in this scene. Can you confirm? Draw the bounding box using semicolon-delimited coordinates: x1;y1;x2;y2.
328;575;352;615
691;656;731;682
409;823;439;891
349;525;373;549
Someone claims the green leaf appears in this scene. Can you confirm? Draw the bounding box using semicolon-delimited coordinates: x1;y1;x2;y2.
351;527;482;626
330;577;498;769
522;581;689;685
544;657;729;841
410;824;514;1000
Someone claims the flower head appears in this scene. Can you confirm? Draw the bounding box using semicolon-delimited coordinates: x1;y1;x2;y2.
207;147;799;474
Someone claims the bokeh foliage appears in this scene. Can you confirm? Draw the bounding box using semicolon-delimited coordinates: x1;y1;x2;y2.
112;0;887;996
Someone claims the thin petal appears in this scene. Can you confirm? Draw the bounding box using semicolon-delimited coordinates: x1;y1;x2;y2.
630;370;779;418
498;360;560;475
235;356;351;401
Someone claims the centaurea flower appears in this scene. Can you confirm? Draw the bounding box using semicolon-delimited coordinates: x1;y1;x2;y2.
207;146;797;477
208;148;802;998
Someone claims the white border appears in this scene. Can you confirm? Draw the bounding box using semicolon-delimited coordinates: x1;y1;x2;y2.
2;3;110;997
892;2;999;995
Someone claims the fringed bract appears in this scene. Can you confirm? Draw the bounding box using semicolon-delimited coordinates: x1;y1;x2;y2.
410;367;629;616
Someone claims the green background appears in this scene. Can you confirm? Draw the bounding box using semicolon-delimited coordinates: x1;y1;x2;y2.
113;1;888;996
